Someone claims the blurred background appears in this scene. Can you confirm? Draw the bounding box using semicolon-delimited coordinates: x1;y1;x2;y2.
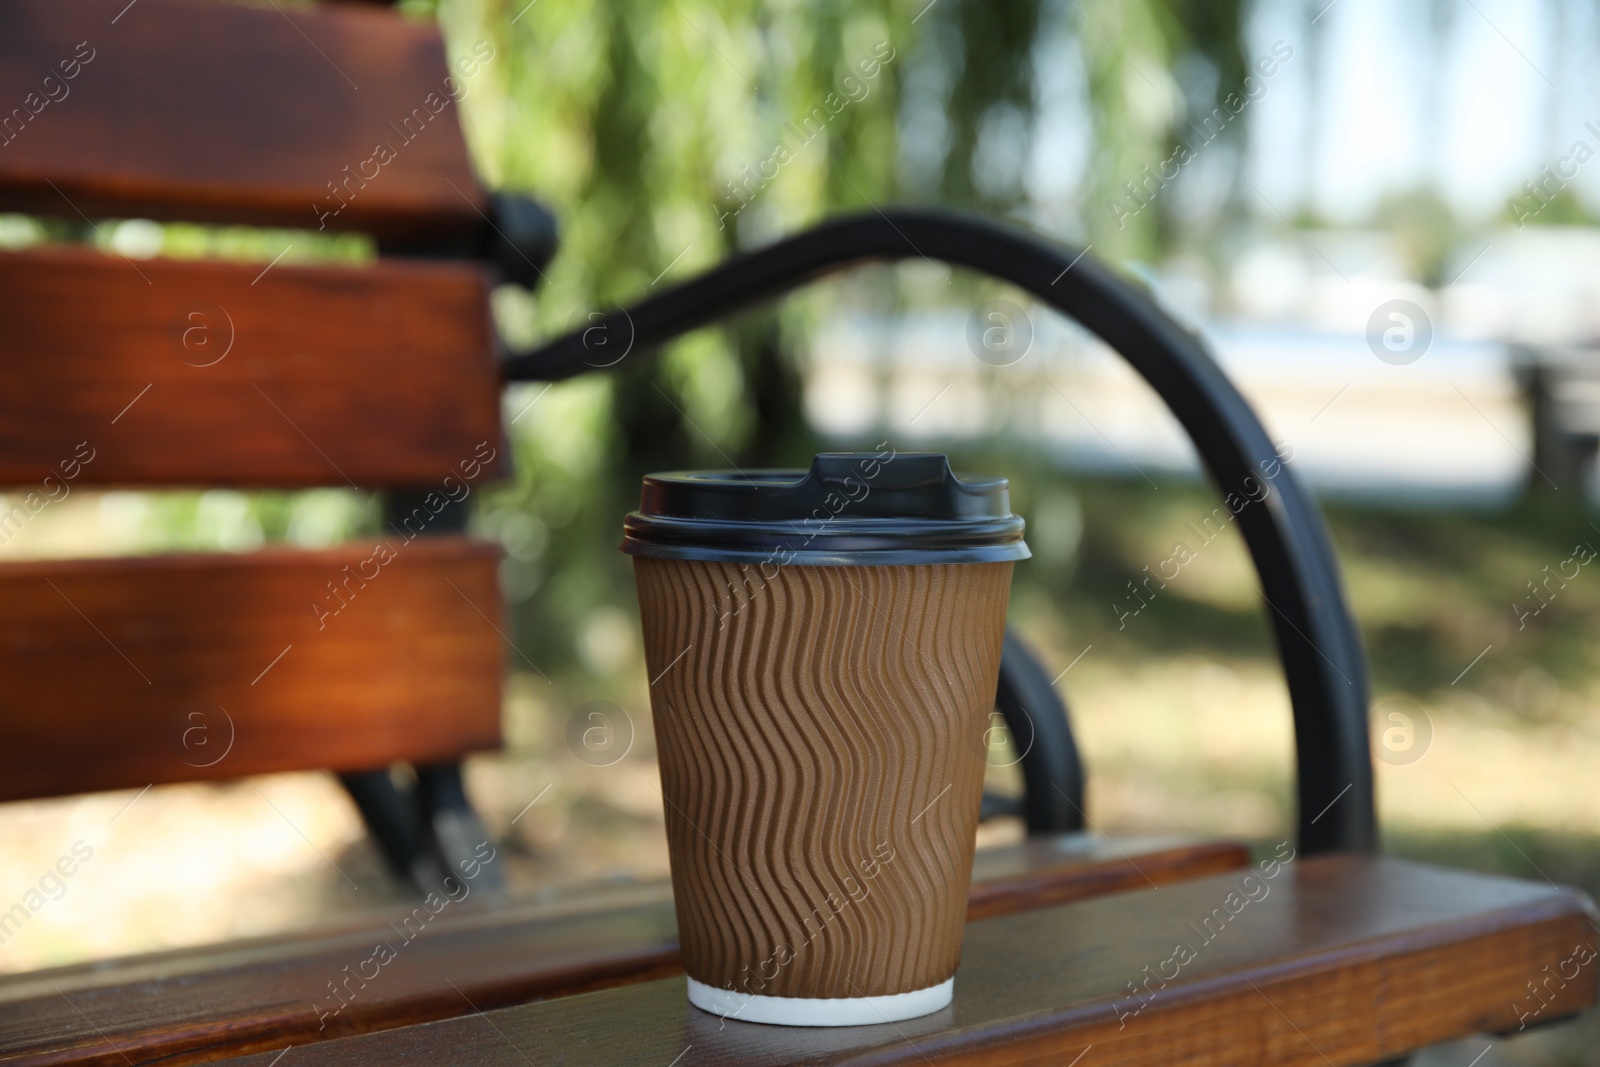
4;0;1600;1061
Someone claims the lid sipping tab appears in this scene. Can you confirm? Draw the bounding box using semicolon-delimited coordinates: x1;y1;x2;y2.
804;452;1005;521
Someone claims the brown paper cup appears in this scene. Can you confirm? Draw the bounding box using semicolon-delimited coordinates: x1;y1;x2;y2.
634;556;1013;1026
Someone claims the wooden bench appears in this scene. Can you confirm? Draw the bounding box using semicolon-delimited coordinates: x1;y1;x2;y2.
1;2;1594;1065
0;836;1250;1066
192;856;1597;1067
0;0;491;237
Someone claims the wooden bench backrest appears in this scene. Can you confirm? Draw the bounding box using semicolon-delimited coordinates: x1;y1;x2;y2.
0;0;490;237
0;0;509;801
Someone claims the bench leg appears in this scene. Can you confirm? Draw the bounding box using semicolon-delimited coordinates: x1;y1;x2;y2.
342;489;503;895
416;761;504;892
340;763;503;896
339;767;440;890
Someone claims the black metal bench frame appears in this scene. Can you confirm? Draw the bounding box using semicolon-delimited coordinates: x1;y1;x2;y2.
504;208;1376;855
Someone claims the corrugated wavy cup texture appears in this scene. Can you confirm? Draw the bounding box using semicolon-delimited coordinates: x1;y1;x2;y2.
634;557;1013;1000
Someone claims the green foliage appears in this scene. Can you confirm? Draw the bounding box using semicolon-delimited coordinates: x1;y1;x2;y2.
1374;187;1466;288
443;0;926;668
422;0;1260;673
934;0;1045;209
1075;0;1179;262
1501;185;1595;231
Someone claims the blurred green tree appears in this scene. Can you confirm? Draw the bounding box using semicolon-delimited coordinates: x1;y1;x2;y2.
414;0;1246;673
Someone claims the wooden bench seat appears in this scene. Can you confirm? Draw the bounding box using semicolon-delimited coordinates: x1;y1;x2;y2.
0;836;1248;1066
198;856;1599;1067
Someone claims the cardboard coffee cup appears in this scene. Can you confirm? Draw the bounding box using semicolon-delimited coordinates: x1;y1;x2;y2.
623;451;1027;1026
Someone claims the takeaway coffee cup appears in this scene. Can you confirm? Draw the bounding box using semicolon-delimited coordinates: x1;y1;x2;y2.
623;451;1028;1026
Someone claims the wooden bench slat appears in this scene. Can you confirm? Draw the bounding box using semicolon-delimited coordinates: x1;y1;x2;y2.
0;537;504;803
199;856;1598;1067
0;246;506;488
0;836;1250;1066
0;0;488;238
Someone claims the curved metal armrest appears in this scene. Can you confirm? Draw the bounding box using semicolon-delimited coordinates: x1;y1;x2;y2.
507;208;1375;854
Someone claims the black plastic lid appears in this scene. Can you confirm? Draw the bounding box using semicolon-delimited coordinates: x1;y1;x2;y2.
621;452;1029;566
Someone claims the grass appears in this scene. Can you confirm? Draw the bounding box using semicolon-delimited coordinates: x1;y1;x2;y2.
1012;474;1600;850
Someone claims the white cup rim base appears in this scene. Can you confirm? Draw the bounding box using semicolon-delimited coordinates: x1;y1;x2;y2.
685;976;953;1027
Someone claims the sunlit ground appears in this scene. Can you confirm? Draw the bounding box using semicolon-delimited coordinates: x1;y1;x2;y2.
2;476;1597;1063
